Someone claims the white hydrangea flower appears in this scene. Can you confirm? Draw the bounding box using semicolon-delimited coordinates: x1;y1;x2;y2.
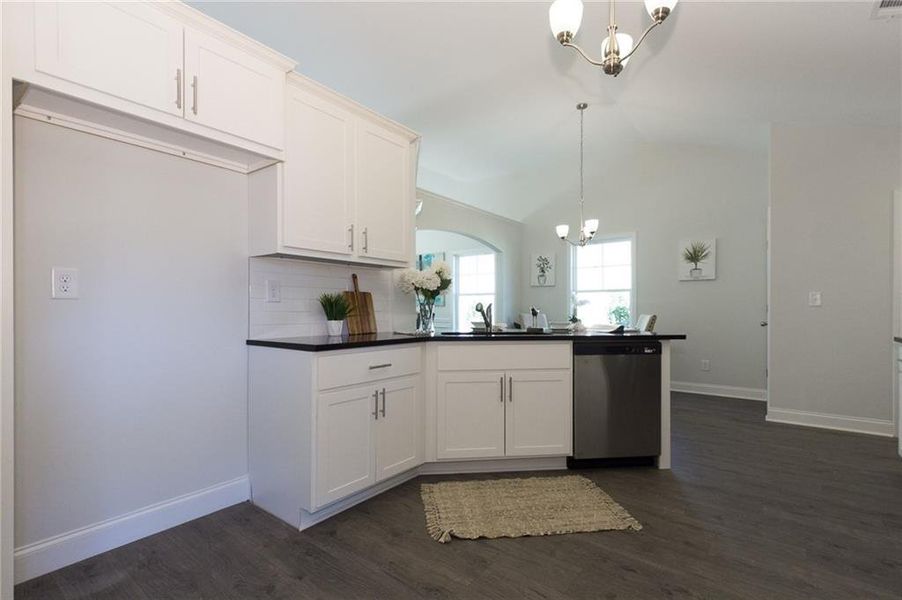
430;259;451;279
396;269;416;294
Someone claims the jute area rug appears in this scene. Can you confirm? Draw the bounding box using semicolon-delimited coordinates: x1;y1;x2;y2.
421;474;641;543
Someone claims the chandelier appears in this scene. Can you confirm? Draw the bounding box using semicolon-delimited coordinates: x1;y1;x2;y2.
549;0;678;76
555;103;598;247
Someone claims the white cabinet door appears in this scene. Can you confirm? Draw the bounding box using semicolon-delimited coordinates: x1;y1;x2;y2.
355;120;411;263
505;370;572;457
375;376;422;481
282;85;355;256
315;384;377;508
436;371;506;459
34;2;184;117
184;28;285;150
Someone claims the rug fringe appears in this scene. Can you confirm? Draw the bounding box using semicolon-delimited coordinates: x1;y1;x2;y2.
421;484;454;543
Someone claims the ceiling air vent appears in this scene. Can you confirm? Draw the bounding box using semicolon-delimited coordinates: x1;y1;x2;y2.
873;0;902;19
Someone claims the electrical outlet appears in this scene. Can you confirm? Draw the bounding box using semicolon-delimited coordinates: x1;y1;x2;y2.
265;279;281;303
808;291;822;307
51;267;79;299
701;359;711;372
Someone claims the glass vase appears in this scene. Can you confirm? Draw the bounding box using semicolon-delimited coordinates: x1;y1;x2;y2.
416;296;436;335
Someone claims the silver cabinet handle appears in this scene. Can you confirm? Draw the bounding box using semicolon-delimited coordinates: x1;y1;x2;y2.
760;321;768;327
191;75;198;115
175;68;182;109
500;376;504;403
348;224;354;252
380;388;386;417
362;227;368;253
368;363;392;370
372;390;379;420
508;376;513;402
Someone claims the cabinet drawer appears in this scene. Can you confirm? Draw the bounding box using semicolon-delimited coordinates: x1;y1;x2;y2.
318;346;421;390
436;342;571;372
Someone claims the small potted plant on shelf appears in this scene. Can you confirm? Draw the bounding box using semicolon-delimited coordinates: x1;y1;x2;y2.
318;292;353;336
682;240;711;279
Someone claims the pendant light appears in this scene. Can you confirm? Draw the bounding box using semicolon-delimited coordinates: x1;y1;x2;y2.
556;103;598;247
549;0;678;77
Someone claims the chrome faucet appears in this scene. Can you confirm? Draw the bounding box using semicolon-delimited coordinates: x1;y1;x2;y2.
475;302;493;331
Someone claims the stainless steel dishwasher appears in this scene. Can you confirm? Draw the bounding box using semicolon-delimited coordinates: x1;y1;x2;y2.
568;340;661;466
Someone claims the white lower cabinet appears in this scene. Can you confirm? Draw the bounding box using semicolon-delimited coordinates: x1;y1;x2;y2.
314;375;421;510
505;371;572;457
436;371;506;459
436;368;572;460
315;384;378;508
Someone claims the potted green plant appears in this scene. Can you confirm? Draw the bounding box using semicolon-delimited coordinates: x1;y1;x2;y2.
318;292;354;336
682;241;711;279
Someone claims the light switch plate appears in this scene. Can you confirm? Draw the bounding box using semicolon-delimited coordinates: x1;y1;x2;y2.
51;267;79;299
701;359;711;372
808;291;822;307
265;279;281;303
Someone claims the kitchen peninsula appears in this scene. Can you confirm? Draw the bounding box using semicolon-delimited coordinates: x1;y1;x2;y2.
247;331;685;531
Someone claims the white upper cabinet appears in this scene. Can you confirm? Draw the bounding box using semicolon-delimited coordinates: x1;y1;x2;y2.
356;121;413;263
281;83;355;256
34;2;184;117
25;2;294;159
249;74;420;266
183;28;285;151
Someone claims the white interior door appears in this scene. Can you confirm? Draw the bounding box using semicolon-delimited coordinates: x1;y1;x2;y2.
34;2;184;116
315;385;376;508
505;370;572;457
355;121;410;262
375;376;422;481
282;85;354;255
436;371;505;459
184;28;285;149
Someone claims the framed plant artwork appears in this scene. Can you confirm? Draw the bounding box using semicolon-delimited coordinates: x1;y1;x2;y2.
678;238;716;280
531;253;555;287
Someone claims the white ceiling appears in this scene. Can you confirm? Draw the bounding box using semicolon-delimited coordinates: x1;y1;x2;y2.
191;1;901;220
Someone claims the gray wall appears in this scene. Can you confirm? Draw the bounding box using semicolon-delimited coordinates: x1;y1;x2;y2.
14;118;249;547
520;144;769;392
416;189;523;325
769;125;900;429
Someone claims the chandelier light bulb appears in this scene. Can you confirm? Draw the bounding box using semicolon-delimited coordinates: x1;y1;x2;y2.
549;0;584;43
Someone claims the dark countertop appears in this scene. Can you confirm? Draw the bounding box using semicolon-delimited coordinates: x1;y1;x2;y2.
247;331;687;352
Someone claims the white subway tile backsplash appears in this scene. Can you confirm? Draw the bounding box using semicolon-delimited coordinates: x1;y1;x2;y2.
248;257;403;339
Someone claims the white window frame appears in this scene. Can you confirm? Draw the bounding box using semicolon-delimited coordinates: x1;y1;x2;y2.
453;251;498;331
569;232;638;326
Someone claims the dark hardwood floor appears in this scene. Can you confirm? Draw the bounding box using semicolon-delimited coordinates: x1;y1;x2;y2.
16;393;902;599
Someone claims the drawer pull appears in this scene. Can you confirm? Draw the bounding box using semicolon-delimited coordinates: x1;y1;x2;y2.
368;363;392;370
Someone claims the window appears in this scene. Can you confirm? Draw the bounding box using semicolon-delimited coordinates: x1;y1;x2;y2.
571;235;635;327
455;253;496;330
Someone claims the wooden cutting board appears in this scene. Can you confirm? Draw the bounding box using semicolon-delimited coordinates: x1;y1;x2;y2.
343;273;376;335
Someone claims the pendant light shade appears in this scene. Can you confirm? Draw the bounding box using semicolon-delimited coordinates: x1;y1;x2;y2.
556;224;570;239
644;0;678;22
549;0;584;42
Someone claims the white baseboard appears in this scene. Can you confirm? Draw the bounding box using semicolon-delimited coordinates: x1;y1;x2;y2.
671;381;767;402
14;475;250;584
766;408;896;437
